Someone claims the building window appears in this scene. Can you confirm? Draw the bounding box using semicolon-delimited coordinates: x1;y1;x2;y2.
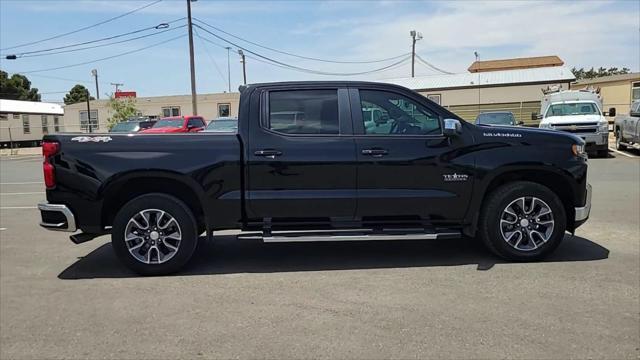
632;82;640;101
13;114;20;119
161;106;180;117
426;94;441;105
53;116;60;132
217;103;230;118
0;114;7;121
41;115;49;134
22;114;30;134
79;110;98;131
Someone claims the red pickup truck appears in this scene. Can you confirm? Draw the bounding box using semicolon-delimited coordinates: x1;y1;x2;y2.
141;116;206;133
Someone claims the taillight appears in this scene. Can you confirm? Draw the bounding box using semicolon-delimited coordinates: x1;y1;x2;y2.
42;141;60;189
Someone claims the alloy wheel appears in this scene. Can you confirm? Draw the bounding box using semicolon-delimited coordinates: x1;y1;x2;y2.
499;197;554;251
124;209;182;264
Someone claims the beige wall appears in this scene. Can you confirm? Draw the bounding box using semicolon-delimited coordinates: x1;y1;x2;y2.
63;92;240;132
418;82;570;124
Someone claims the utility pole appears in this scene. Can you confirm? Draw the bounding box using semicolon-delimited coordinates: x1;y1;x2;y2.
238;50;247;85
110;82;123;93
225;47;231;92
410;30;422;78
187;0;198;115
91;69;100;100
475;51;480;112
85;89;92;133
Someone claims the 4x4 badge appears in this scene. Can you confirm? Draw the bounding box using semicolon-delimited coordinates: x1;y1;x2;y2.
71;136;112;143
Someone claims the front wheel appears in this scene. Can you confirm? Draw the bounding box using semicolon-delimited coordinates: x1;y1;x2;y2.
111;193;199;275
478;181;566;261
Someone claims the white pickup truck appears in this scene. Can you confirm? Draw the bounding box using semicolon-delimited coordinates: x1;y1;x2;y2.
534;89;616;157
614;99;640;151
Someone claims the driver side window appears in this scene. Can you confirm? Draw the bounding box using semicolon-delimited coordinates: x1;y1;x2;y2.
359;90;441;135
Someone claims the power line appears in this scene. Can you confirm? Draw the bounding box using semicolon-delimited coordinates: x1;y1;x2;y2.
194;18;411;64
415;54;454;75
17;34;186;74
25;73;96;85
1;0;164;51
193;28;229;89
3;18;185;58
16;24;187;58
195;27;411;76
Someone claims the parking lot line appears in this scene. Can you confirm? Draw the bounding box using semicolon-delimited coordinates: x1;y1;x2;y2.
0;192;45;196
0;206;38;210
608;147;637;158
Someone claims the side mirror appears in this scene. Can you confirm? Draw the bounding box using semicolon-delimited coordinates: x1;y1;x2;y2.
517;121;525;126
605;107;616;117
531;112;543;120
631;111;640;118
443;118;462;136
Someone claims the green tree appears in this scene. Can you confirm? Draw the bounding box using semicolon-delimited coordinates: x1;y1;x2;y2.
0;70;41;101
63;84;95;105
571;66;631;80
107;95;139;129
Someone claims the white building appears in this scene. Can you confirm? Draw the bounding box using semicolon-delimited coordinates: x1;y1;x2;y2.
0;99;64;148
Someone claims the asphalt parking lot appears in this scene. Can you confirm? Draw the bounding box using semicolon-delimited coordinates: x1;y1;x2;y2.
0;150;638;359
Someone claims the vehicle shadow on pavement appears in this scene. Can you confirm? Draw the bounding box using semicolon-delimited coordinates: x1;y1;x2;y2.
58;234;609;279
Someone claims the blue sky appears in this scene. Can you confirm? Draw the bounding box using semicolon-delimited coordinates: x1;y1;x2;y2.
1;0;638;103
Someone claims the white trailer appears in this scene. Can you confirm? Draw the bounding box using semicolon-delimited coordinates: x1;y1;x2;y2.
0;99;64;148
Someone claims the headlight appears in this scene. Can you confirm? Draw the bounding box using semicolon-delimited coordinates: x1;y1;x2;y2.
572;144;586;156
598;121;608;133
539;123;554;129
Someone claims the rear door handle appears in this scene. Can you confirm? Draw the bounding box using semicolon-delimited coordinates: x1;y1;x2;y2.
361;148;388;157
254;149;282;159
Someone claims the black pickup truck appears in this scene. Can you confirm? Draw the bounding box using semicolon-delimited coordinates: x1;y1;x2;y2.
39;81;592;275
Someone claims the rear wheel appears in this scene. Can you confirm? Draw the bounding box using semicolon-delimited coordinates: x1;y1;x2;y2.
479;181;566;261
112;193;198;275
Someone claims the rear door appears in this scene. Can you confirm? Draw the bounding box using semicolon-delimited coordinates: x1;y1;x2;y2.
351;87;474;223
246;87;357;222
187;117;206;132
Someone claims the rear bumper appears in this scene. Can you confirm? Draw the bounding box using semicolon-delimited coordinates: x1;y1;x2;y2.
575;183;592;222
38;203;77;232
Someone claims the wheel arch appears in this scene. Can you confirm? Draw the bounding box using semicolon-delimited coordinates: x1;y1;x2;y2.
466;167;576;236
100;171;210;231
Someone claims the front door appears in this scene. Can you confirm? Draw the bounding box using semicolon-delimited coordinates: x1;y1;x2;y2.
246;87;357;222
352;88;473;224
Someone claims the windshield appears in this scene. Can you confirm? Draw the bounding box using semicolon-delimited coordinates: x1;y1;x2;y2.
205;120;237;132
476;113;515;125
153;118;183;128
545;103;599;117
110;122;139;132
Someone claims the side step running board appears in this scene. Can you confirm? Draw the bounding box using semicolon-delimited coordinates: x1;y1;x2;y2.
238;229;461;243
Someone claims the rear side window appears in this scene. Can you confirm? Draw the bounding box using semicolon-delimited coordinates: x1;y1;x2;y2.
268;90;339;135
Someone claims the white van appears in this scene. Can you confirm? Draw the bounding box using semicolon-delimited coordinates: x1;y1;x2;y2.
535;88;616;157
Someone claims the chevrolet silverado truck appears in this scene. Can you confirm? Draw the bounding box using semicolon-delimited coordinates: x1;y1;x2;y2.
38;81;592;275
535;89;615;157
614;99;640;151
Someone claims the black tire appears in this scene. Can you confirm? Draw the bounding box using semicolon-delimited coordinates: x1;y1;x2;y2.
596;149;609;158
111;193;199;275
616;129;626;150
478;181;566;261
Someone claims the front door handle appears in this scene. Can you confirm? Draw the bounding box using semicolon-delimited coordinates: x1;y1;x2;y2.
361;148;388;157
254;149;282;159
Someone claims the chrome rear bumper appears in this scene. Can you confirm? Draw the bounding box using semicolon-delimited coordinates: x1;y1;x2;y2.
38;203;77;232
575;183;592;222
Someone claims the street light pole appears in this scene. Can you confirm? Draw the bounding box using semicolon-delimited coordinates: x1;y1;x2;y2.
187;0;198;115
238;50;247;85
410;30;422;78
225;46;231;92
91;69;99;100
